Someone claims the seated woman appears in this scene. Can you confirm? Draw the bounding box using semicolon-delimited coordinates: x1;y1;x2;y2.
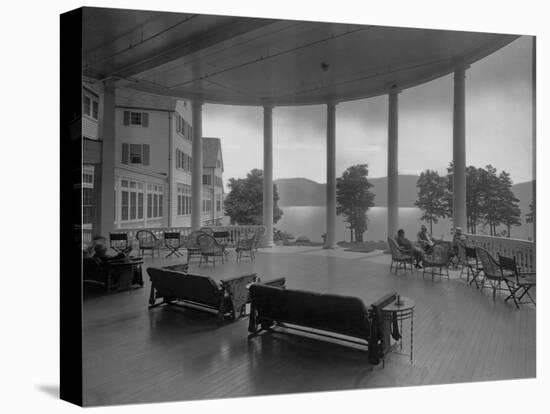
396;229;424;268
417;224;435;253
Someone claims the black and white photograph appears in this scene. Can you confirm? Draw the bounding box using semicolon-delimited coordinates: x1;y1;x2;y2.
3;1;547;413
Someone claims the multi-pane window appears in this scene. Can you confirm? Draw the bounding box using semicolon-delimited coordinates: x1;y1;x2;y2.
175;148;192;172
120;180;144;222
130;144;142;164
216;199;221;212
175;114;193;142
131;112;142;125
202;174;212;185
82;171;94;224
123;111;149;127
121;143;149;165
92;101;98;119
147;184;163;219
83;94;99;120
177;184;192;216
215;175;223;188
202;192;213;213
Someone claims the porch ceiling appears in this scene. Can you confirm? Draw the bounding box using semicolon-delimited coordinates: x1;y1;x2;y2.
83;7;519;106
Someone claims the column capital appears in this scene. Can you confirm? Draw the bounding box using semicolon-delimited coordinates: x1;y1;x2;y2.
102;78;117;94
386;83;402;95
453;62;471;75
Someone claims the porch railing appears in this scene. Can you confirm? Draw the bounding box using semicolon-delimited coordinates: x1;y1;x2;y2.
467;234;535;272
82;225;266;250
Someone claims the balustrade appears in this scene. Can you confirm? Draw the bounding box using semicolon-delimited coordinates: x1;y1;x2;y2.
467;234;535;272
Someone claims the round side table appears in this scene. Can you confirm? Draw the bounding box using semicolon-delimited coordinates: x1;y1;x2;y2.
381;296;415;366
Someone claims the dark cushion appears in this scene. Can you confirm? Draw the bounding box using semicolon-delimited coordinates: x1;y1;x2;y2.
249;284;370;338
147;268;221;308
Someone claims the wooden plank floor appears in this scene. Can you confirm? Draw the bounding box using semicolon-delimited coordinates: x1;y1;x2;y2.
82;247;536;406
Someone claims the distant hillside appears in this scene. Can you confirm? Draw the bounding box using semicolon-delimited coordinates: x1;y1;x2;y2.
275;178;325;206
275;176;534;214
275;175;419;207
511;180;535;224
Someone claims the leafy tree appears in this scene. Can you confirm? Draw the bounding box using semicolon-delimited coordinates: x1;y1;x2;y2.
444;163;522;236
224;169;283;225
336;164;375;243
415;170;448;234
495;171;522;237
526;200;535;224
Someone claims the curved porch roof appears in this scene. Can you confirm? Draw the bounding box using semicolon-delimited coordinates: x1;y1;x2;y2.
82;8;519;106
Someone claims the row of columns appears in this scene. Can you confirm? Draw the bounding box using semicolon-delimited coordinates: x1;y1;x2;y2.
96;66;469;245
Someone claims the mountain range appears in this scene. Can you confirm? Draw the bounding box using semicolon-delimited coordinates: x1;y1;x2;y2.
275;176;534;219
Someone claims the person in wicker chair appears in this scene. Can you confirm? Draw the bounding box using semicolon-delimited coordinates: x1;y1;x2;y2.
417;225;435;254
396;229;424;268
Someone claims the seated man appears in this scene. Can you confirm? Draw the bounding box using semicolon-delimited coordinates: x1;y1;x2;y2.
396;229;424;268
417;224;435;253
452;227;467;245
450;226;467;259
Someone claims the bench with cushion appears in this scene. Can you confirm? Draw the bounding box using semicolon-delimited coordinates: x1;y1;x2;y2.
248;283;397;363
146;267;258;321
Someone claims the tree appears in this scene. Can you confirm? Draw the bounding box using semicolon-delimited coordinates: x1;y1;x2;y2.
415;170;447;234
224;169;283;225
336;164;375;243
495;171;522;237
526;200;535;224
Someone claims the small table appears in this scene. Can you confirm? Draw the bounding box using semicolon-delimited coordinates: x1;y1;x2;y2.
107;257;144;291
381;296;415;366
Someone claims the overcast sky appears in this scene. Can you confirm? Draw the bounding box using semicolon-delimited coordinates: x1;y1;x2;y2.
203;35;534;188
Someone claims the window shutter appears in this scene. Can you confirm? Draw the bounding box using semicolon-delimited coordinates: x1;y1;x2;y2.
142;144;150;165
121;143;129;164
142;112;149;127
123;111;130;125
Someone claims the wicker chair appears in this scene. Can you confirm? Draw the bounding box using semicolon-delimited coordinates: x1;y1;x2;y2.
476;247;516;300
498;254;536;308
422;242;451;281
387;237;415;274
253;227;266;251
185;230;206;263
135;230;161;257
198;233;226;267
456;242;483;286
236;235;255;262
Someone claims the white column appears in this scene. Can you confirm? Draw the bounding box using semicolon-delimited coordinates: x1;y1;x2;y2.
324;102;337;249
453;66;468;231
262;105;274;247
97;79;116;237
191;101;203;231
387;87;399;239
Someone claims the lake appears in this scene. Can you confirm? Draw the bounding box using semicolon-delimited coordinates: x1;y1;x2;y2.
276;206;533;242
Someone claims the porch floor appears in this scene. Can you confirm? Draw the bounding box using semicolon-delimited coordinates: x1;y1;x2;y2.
82;246;536;406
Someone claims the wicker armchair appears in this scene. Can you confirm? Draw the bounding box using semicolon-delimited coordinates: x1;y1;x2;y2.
422;242;451;281
198;233;226;267
387;237;415;274
456;242;483;286
236;235;255;262
135;230;161;257
185;230;206;263
476;247;516;300
498;254;536;308
252;227;266;250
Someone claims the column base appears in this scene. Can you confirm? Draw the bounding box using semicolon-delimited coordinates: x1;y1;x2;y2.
323;243;338;249
262;240;274;248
